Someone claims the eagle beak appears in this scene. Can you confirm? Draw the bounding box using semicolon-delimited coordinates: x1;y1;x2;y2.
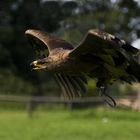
30;60;44;70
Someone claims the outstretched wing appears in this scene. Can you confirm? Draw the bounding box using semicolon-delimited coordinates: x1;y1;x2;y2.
25;29;73;58
69;29;138;58
69;29;140;82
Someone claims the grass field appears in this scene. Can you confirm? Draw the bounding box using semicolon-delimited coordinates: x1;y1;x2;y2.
0;107;140;140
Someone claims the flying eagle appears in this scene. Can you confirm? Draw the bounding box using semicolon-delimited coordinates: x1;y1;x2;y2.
25;29;140;106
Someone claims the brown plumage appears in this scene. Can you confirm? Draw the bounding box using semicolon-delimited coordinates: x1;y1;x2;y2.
25;29;140;106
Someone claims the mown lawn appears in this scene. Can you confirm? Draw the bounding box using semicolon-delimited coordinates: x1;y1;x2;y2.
0;107;140;140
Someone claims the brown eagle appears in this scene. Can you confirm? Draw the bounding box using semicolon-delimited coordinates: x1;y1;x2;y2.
25;29;140;106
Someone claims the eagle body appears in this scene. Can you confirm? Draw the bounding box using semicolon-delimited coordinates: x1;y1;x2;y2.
39;48;101;76
25;29;140;106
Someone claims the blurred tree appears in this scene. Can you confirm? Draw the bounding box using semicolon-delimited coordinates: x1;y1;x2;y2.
0;0;139;97
59;0;140;43
0;0;77;96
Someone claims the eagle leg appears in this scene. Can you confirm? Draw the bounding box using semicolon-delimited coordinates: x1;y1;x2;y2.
98;84;116;107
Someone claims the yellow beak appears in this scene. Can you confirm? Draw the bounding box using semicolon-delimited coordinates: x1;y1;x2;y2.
30;60;46;70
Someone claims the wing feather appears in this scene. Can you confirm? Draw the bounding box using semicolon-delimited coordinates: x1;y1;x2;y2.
25;29;73;54
54;74;73;99
55;74;87;99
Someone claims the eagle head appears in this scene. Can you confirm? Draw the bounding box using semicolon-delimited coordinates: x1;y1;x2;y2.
30;57;51;70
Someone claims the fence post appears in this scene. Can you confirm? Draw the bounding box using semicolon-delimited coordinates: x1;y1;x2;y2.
27;98;37;117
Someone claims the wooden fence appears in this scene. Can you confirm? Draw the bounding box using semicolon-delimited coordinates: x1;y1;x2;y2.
0;95;139;116
0;95;139;107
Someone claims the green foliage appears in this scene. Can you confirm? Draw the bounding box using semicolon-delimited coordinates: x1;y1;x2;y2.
0;69;35;95
59;0;140;42
86;78;97;96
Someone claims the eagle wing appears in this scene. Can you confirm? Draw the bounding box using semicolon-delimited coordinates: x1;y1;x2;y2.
69;29;138;58
25;29;73;58
69;29;140;82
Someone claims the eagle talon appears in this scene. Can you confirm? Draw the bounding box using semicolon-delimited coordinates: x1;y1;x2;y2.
99;86;116;107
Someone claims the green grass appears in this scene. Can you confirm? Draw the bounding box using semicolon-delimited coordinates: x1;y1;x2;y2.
0;108;140;140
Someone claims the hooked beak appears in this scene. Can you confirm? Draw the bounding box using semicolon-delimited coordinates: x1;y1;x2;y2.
30;60;47;70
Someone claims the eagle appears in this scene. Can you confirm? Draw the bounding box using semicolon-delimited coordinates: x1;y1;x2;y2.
25;29;140;107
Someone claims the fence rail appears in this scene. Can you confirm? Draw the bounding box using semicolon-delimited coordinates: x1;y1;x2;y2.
0;95;139;110
0;95;139;116
0;95;104;103
0;95;137;104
